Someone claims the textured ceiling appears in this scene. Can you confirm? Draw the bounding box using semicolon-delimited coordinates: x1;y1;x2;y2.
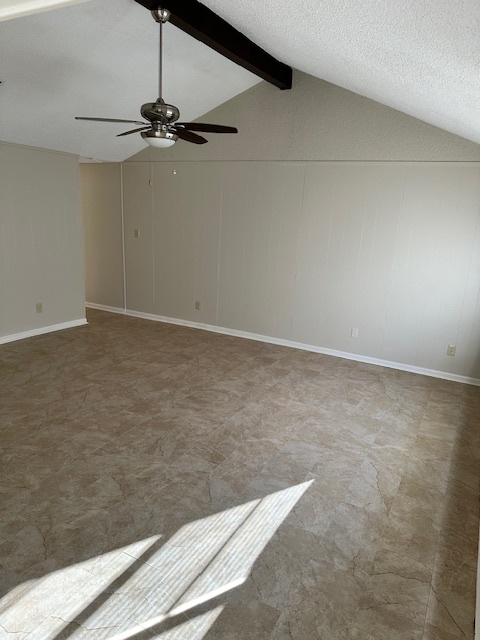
1;0;479;161
202;0;480;147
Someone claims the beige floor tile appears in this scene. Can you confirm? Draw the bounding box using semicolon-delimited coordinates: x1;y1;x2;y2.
0;309;478;639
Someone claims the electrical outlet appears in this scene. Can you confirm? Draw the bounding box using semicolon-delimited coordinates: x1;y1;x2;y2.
447;345;456;356
195;301;202;311
351;328;359;338
134;229;140;238
36;303;43;313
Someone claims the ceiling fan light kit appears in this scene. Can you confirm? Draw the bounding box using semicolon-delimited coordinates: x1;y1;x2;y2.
75;6;238;149
141;129;178;148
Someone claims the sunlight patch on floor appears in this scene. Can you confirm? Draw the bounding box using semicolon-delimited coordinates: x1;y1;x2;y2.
0;481;313;639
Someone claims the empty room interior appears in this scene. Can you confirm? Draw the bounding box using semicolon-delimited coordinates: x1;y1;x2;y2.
1;0;480;638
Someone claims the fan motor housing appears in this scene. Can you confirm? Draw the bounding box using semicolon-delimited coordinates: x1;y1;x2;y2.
141;100;179;124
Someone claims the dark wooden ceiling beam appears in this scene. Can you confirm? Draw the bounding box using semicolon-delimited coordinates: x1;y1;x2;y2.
134;0;292;90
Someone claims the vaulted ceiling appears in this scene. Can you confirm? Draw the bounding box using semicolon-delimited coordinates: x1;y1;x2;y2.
1;0;479;161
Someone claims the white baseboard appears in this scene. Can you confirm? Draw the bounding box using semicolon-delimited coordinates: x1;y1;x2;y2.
86;305;480;387
85;302;126;314
0;318;87;345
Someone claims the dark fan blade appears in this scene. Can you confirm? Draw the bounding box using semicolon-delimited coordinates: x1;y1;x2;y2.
117;126;151;137
177;122;238;134
75;117;147;125
175;128;208;144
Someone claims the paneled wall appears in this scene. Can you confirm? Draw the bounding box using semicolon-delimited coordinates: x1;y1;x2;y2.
80;163;124;309
0;142;85;340
123;161;480;381
100;73;480;381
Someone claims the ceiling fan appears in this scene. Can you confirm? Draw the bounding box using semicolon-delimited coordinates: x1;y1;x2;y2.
75;8;238;148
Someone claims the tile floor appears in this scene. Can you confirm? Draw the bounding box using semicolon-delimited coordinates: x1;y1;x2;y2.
0;309;479;639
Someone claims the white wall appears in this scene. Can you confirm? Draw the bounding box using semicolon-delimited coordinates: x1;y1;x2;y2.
80;163;124;309
122;160;480;381
0;142;85;340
